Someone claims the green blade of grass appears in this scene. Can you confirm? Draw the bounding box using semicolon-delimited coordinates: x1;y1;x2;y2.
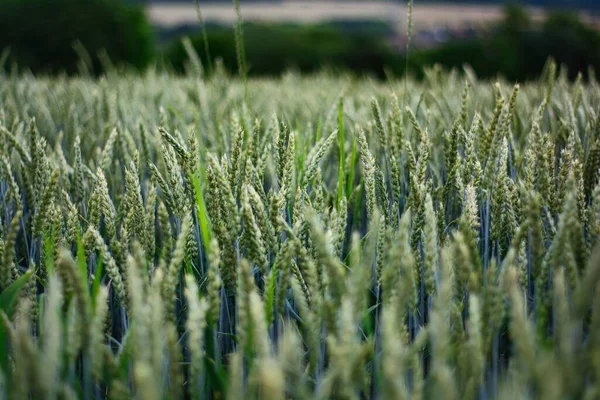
337;97;346;207
192;172;212;250
91;253;104;309
346;135;358;200
0;269;34;319
0;269;34;378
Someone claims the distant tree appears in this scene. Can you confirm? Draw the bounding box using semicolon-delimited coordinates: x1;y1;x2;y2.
0;0;154;74
502;3;532;33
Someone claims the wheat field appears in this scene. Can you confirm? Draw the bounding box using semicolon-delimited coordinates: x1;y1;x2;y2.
0;62;599;399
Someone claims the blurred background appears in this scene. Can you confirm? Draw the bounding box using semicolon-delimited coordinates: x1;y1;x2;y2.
1;0;599;80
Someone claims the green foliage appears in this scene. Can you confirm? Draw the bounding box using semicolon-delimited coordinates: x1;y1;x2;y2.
164;22;397;77
414;6;600;81
0;0;154;74
165;7;600;82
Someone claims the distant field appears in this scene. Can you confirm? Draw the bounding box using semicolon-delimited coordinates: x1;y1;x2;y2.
147;1;547;31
